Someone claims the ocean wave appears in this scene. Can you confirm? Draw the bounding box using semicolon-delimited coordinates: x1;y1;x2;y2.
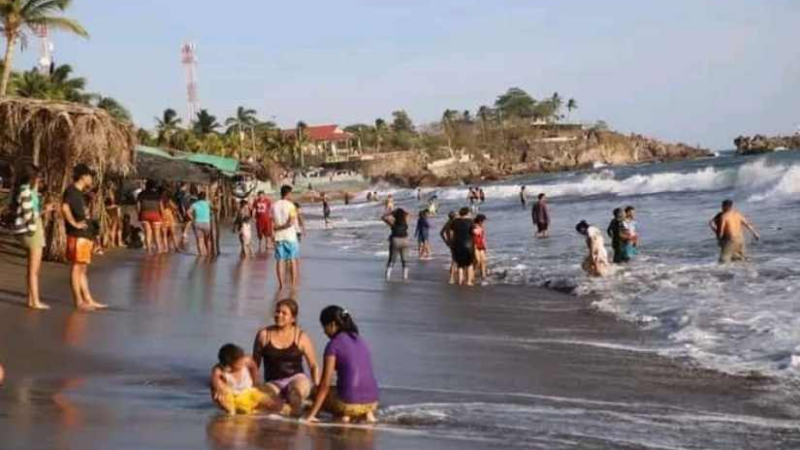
431;159;799;201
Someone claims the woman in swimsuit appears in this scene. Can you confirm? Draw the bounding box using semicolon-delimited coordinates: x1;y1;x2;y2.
252;299;320;416
136;179;165;254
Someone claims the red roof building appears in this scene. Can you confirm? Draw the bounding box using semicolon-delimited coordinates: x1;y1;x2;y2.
281;124;359;159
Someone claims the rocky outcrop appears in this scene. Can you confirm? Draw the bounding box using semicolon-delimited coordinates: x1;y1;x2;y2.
734;134;800;155
359;130;711;188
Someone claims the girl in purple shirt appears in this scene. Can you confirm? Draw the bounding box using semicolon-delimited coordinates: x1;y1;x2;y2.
304;305;379;423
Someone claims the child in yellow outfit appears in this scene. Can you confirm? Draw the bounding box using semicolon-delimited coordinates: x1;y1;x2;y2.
211;344;282;415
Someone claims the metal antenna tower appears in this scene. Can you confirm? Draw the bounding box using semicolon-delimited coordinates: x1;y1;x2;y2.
34;25;54;75
181;43;200;124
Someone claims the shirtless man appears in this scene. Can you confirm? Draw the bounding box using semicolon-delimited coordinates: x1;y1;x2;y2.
714;199;760;264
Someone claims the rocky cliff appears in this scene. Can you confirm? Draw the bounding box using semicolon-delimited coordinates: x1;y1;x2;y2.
363;130;712;187
734;134;800;155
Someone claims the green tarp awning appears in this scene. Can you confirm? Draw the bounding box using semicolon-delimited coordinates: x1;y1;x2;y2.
135;146;240;177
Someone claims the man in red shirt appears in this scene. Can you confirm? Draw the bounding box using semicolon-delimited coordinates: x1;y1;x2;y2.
252;191;274;252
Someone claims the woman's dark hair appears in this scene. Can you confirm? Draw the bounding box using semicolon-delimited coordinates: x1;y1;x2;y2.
575;220;589;233
198;192;207;200
145;179;157;191
320;305;359;337
11;164;40;209
475;214;487;224
392;208;407;225
218;343;245;366
276;299;299;324
458;207;470;217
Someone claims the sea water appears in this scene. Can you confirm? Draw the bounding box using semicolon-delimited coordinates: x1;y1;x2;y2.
324;150;800;379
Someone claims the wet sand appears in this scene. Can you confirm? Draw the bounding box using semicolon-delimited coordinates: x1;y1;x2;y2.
2;233;800;449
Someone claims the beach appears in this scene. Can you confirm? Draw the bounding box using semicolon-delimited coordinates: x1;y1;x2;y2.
2;230;800;450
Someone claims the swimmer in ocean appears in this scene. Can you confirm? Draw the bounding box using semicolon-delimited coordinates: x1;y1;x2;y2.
714;199;760;264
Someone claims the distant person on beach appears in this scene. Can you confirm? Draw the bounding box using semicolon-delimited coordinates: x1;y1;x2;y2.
105;191;123;249
161;192;180;252
479;188;486;203
175;183;194;249
450;208;476;286
293;202;306;242
253;299;319;417
304;306;379;424
620;206;639;262
322;194;332;229
473;214;488;282
576;220;611;277
519;186;527;208
211;343;281;415
122;213;143;249
427;196;438;216
188;192;212;257
607;208;625;263
62;164;107;310
416;188;422;201
272;186;300;289
714;199;760;264
12;164;52;309
137;180;166;254
415;209;431;260
385;194;394;212
252;191;274;252
344;192;351;206
440;211;458;283
382;208;410;281
233;200;253;258
531;193;550;238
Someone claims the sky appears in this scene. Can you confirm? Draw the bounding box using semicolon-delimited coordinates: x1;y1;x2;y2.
13;0;800;149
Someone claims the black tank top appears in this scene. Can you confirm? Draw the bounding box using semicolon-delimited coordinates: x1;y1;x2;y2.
260;329;305;382
452;218;474;248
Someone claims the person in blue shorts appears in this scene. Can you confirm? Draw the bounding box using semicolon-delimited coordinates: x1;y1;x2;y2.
272;186;300;289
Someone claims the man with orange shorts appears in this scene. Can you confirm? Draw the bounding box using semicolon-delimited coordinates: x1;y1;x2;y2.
62;164;107;311
252;191;274;252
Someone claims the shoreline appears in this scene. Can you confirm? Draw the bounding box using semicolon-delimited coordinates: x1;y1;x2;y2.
2;234;800;448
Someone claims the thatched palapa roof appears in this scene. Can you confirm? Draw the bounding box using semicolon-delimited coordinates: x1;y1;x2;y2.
0;97;136;180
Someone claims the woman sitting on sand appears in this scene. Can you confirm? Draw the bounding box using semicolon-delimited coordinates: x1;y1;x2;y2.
304;306;379;423
252;299;319;417
576;220;611;277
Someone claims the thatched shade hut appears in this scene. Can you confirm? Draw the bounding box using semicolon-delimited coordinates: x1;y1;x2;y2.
0;98;137;260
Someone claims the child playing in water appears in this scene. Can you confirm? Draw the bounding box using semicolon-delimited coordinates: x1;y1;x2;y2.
415;209;431;260
210;344;281;415
473;214;488;282
233;200;253;257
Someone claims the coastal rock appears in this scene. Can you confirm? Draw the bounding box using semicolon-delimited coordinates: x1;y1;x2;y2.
734;134;800;155
357;130;711;188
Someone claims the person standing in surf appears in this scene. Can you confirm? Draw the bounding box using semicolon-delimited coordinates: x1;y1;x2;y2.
619;206;639;262
531;193;550;238
576;220;611;277
473;214;488;282
382;208;410;281
715;199;760;264
272;186;300;289
415;209;431;260
252;191;274;252
607;208;625;263
322;194;332;229
450;208;476;286
440;211;458;283
304;306;379;424
519;186;527;208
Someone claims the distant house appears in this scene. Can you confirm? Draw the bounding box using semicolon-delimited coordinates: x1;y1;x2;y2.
281;124;359;158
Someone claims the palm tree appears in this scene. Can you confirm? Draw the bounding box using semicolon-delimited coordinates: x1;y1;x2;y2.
295;121;308;167
0;0;89;96
566;98;578;123
48;63;88;101
9;69;51;98
224;106;258;134
477;105;492;144
374;118;387;152
550;92;563;122
155;108;182;146
441;109;458;152
93;96;131;122
193;109;220;135
10;64;87;101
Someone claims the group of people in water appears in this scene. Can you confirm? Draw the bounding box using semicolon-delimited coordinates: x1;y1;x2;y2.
210;300;379;423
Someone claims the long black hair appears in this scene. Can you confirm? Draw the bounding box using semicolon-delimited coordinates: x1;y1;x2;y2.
320;305;359;337
10;164;39;210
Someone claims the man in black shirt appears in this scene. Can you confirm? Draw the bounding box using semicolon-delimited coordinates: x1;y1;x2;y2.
62;164;106;311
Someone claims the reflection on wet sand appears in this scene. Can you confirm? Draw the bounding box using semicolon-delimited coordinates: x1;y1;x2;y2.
206;415;375;450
